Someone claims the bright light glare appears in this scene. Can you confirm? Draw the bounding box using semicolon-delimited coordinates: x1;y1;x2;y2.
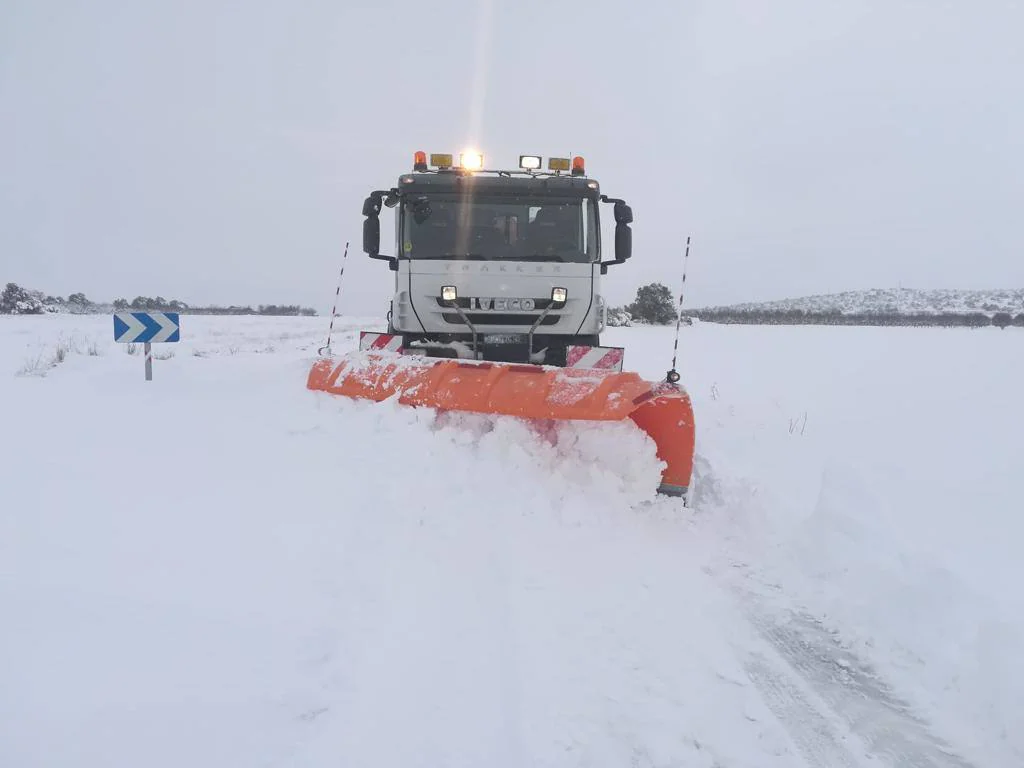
441;285;458;302
551;287;567;303
519;155;542;170
460;151;484;170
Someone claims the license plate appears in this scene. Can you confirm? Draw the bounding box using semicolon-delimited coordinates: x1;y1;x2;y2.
483;334;527;345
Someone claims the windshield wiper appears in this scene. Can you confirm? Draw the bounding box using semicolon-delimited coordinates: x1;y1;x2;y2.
518;253;567;262
415;253;485;260
412;252;582;263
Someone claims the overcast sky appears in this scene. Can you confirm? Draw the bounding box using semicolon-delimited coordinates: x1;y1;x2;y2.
2;0;1022;314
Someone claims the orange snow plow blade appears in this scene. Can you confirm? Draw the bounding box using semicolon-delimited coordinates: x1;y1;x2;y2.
307;353;695;499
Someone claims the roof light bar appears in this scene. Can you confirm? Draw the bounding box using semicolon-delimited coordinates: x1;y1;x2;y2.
412;150;589;175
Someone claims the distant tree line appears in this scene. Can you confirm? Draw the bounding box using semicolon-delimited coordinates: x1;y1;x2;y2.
114;296;188;312
606;284;1024;329
686;307;1024;328
182;304;318;316
0;283;316;316
114;296;316;316
6;279;1021;327
0;283;94;314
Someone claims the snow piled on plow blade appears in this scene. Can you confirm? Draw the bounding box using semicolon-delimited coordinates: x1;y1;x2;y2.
307;350;695;499
317;392;668;510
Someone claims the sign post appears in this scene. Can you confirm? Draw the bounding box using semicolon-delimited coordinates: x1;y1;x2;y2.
113;312;181;380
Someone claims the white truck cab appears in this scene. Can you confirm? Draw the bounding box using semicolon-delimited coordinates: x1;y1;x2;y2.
361;151;634;366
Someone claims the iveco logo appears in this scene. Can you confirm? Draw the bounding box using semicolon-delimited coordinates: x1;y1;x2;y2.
470;297;536;311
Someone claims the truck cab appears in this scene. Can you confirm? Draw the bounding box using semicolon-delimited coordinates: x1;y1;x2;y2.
361;151;634;366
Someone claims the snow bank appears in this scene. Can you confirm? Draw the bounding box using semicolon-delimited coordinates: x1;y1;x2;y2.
657;322;1024;767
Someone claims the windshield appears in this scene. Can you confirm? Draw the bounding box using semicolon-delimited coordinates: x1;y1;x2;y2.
401;193;598;262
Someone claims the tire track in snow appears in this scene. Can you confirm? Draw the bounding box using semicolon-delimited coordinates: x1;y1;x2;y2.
708;566;978;768
743;653;860;767
704;556;977;767
691;454;977;767
744;605;976;768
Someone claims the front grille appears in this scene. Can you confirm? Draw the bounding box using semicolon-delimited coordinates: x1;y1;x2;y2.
441;313;560;326
435;298;554;310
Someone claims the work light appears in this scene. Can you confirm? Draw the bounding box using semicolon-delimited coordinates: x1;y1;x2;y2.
441;286;458;302
460;152;484;170
551;287;567;303
519;155;542;170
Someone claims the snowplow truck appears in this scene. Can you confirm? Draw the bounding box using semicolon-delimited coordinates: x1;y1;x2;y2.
306;151;695;501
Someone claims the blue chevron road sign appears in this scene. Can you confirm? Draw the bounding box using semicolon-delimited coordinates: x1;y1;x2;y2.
113;312;180;344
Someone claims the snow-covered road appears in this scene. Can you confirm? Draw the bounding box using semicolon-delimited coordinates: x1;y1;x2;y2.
1;314;1020;767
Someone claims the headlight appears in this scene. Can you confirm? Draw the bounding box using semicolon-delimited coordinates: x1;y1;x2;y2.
441;286;458;302
551;287;567;303
459;151;483;170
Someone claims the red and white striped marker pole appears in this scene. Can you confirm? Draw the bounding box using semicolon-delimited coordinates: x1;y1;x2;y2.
318;241;350;356
667;235;692;385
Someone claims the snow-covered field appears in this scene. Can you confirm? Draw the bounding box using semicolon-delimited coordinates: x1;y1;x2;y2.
1;313;1020;767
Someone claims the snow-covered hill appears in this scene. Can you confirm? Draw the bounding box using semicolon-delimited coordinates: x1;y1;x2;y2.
702;287;1024;316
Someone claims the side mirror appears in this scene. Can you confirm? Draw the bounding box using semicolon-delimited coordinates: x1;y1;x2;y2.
598;195;634;273
615;221;632;262
362;193;382;218
363;216;380;256
362;193;382;256
362;190;398;270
